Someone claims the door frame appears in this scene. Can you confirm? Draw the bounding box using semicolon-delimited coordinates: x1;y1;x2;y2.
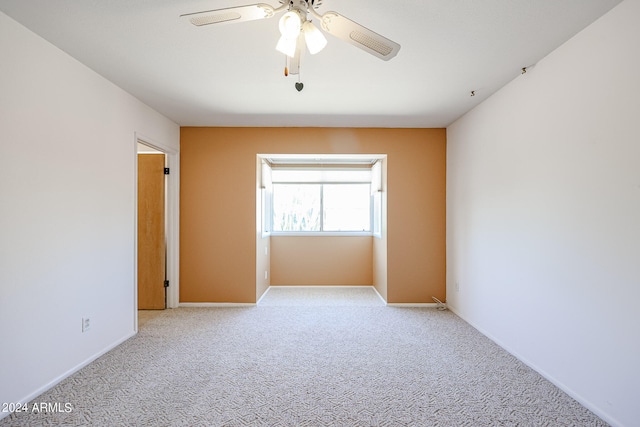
134;133;180;331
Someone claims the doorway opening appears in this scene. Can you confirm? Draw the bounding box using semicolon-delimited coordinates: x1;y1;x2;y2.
135;135;180;330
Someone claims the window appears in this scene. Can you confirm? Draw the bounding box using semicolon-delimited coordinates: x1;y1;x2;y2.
260;154;384;237
273;184;321;231
273;183;371;232
323;184;371;231
271;168;373;233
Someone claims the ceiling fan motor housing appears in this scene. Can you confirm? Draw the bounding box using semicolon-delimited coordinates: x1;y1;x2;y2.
281;0;322;10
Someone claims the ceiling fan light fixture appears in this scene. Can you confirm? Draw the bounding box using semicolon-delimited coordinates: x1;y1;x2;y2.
276;10;303;57
276;35;298;57
302;21;327;54
278;11;302;38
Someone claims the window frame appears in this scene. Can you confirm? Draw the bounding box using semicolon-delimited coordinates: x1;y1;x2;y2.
271;181;374;236
260;155;384;238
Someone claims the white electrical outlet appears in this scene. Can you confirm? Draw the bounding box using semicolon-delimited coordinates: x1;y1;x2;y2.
264;271;268;280
265;246;268;255
82;317;91;332
455;281;460;292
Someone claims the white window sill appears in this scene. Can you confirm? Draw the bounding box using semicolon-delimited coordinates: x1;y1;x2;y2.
270;231;373;237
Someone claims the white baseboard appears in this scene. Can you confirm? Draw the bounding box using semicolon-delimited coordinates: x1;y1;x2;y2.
446;304;621;427
267;285;373;289
387;303;440;308
256;287;271;305
179;302;256;307
0;331;135;421
370;286;387;305
178;288;439;308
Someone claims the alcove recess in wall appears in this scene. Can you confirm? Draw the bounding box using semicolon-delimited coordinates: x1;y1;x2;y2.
257;153;386;292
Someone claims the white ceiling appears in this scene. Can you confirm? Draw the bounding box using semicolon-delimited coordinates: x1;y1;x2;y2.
0;0;621;128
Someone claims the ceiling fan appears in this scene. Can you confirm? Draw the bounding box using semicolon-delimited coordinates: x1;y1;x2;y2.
181;0;401;91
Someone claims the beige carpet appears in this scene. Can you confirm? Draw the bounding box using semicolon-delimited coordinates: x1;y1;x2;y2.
1;287;607;426
138;309;164;326
258;286;386;307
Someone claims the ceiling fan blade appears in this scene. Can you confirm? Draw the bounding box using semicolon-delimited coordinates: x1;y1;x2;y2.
181;4;277;27
316;11;400;61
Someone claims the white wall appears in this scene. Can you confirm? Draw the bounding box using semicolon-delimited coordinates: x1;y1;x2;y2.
446;1;639;426
0;11;179;415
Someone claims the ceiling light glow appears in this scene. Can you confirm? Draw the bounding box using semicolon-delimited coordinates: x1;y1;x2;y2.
302;21;327;54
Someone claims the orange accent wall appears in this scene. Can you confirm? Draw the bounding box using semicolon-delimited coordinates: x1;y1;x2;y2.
271;236;373;285
180;127;446;303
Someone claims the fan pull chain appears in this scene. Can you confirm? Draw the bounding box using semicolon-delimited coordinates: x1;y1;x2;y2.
282;54;303;91
295;65;303;91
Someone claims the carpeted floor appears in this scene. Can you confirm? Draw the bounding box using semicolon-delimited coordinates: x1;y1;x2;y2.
1;287;607;426
258;286;386;307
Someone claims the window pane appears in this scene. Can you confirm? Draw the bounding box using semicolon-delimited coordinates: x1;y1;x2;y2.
272;184;321;231
323;184;371;231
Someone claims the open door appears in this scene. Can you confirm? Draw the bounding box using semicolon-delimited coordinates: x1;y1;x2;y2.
138;153;166;309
